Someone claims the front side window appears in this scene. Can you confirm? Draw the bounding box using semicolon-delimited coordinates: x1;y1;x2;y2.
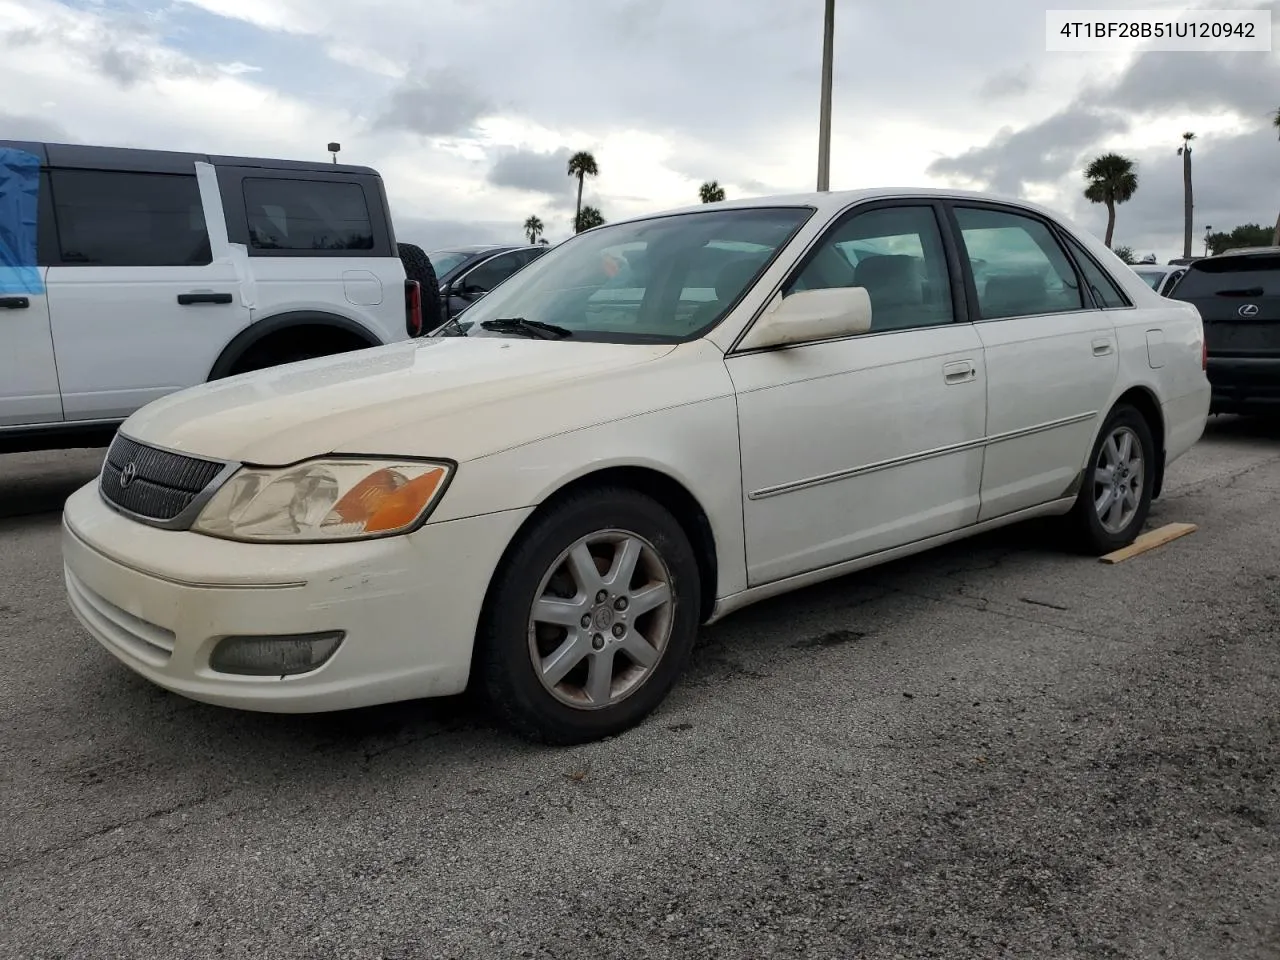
783;205;955;332
243;178;373;252
49;170;210;267
457;207;812;342
954;206;1085;320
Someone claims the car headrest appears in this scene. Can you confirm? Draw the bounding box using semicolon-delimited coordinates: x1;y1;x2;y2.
982;273;1046;316
853;254;923;307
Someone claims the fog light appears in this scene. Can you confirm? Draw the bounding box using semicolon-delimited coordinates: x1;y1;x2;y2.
209;631;345;676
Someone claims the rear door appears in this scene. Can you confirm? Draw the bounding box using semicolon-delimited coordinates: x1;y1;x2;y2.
0;153;62;427
947;202;1120;521
43;160;249;420
218;167;399;339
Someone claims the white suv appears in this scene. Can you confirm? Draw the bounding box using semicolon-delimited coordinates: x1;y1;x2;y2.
0;140;428;451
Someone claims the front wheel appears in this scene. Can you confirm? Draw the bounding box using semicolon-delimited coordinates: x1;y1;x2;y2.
475;488;701;745
1067;404;1156;554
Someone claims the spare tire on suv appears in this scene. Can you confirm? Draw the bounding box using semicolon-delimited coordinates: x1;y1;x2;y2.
397;242;444;333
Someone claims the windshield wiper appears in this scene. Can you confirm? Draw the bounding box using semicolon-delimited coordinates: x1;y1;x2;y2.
480;317;573;340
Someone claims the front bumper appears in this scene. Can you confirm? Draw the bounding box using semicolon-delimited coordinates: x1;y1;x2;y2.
61;483;532;713
1207;357;1280;412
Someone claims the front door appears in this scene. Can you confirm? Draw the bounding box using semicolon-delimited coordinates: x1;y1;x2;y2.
947;203;1119;520
43;165;249;421
728;202;988;587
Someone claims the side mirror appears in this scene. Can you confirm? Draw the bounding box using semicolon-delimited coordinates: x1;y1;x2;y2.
738;286;872;351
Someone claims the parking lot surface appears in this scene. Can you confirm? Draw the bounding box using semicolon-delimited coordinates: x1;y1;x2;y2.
2;420;1278;960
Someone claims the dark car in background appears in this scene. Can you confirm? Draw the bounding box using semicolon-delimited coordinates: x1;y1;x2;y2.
430;244;551;322
1168;247;1280;415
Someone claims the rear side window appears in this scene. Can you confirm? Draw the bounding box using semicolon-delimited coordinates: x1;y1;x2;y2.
243;178;373;253
954;206;1085;319
1061;235;1131;308
1171;256;1280;298
49;170;211;267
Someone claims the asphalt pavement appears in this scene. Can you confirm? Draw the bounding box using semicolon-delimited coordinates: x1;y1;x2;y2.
1;419;1278;960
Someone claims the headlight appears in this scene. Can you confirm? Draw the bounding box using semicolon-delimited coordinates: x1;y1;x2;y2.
191;458;453;542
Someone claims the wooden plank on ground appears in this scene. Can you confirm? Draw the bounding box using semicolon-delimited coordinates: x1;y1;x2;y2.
1100;522;1198;564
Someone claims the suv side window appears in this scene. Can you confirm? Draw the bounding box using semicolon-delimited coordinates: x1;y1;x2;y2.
243;178;374;253
953;206;1085;320
461;251;526;294
1061;234;1131;308
48;170;211;267
784;204;955;332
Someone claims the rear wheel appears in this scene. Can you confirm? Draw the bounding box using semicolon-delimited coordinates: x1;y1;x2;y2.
476;488;701;745
1067;404;1155;554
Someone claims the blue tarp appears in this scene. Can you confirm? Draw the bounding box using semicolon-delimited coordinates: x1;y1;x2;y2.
0;147;43;295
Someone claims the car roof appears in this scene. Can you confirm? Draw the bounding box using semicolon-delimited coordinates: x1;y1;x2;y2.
431;244;527;255
0;139;379;176
1212;246;1280;258
589;187;1090;233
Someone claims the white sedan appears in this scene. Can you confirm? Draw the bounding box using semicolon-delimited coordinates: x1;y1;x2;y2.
61;188;1210;744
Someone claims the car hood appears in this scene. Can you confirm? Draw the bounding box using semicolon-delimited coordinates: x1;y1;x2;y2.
120;336;709;465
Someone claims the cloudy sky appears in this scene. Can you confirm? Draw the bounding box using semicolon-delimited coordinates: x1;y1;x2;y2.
3;0;1278;260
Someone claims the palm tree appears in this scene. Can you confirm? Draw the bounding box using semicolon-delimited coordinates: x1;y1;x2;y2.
1083;153;1138;249
699;180;726;203
523;215;544;245
574;205;605;233
1271;109;1280;246
1177;133;1195;260
567;151;599;232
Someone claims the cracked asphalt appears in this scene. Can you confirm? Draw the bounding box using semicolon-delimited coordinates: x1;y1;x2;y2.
1;418;1278;960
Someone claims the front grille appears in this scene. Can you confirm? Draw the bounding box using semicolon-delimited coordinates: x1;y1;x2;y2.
100;434;226;524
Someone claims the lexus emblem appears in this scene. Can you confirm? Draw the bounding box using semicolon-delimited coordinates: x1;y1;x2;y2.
1238;303;1260;318
119;462;138;489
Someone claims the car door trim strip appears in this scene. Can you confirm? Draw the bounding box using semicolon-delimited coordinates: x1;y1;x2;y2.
747;410;1098;501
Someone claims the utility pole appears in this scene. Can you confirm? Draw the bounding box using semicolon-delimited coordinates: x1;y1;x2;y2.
816;0;834;192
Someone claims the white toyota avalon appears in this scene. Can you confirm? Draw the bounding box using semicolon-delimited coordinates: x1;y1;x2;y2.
61;189;1210;744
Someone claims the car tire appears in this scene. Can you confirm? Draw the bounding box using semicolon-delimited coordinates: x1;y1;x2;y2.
476;487;702;745
1067;403;1156;555
397;242;443;333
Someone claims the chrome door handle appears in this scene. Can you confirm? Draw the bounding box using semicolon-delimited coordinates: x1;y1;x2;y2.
1092;338;1114;356
943;360;976;384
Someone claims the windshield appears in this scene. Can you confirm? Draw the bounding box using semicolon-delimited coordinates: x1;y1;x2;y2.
1172;255;1280;298
453;206;813;342
429;250;477;276
1133;269;1163;289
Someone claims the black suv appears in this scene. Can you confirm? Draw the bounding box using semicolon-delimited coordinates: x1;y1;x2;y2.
1169;247;1280;414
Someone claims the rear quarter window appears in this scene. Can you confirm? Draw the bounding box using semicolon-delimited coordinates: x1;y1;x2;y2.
243;178;374;253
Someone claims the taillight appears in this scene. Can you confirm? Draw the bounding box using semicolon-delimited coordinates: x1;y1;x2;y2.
405;280;423;337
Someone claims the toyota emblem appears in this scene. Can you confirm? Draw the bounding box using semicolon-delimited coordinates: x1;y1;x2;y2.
119;462;138;489
1238;303;1260;318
